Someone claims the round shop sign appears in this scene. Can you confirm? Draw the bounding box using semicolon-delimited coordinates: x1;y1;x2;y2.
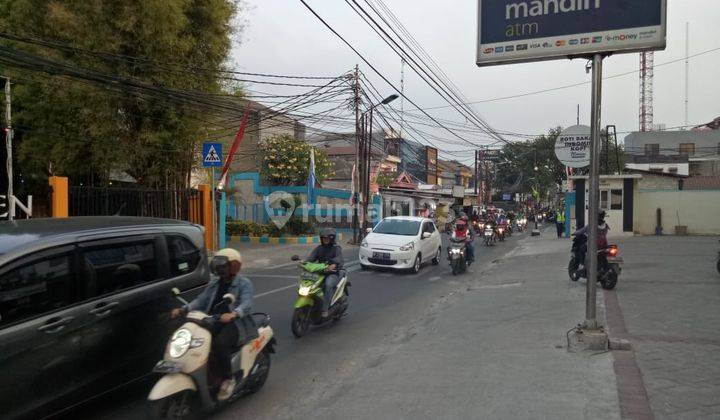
555;125;591;168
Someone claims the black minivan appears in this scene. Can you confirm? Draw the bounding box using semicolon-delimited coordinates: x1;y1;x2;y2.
0;217;210;419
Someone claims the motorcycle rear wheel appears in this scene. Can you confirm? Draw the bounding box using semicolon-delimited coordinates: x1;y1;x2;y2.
602;268;618;290
244;351;271;394
291;307;311;338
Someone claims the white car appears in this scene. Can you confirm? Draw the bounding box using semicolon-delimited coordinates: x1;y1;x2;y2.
359;216;442;273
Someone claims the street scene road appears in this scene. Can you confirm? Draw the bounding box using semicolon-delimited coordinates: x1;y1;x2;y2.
2;1;720;419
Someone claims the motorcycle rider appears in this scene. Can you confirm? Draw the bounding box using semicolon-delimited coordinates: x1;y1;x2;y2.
452;216;475;263
573;210;610;266
170;248;255;401
306;227;344;318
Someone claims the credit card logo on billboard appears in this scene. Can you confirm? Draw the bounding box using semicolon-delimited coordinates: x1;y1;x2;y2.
484;47;494;54
516;44;528;51
495;46;504;53
556;40;566;47
569;39;579;45
592;36;603;43
580;38;590;44
505;45;515;52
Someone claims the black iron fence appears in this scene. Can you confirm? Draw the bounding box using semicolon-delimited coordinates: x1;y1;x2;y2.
69;187;204;224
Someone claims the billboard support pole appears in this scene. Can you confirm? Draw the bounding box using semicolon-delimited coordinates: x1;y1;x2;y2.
585;53;604;330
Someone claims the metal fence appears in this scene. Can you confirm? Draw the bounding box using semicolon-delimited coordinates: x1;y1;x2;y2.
69;187;204;224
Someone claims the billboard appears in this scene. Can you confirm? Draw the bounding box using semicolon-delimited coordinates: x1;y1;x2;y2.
426;146;438;185
477;0;666;66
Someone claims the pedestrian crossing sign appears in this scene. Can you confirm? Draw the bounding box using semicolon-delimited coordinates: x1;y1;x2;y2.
202;142;223;167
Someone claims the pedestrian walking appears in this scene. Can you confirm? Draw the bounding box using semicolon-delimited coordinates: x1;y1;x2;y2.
556;208;566;238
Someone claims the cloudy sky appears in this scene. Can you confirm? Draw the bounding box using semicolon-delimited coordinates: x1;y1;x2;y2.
231;0;720;163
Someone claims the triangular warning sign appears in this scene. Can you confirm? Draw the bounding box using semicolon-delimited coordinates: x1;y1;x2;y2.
204;145;221;163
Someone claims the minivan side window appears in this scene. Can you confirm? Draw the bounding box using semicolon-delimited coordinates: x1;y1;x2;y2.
166;235;200;276
81;239;162;298
0;252;77;327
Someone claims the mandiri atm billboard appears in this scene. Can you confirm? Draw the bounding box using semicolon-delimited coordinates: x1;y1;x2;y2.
477;0;666;66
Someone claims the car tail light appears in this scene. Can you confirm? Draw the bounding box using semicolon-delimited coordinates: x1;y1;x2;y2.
608;246;619;257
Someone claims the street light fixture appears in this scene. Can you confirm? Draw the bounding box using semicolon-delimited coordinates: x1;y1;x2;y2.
358;93;398;237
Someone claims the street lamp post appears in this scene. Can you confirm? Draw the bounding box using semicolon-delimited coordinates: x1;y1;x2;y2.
360;94;398;237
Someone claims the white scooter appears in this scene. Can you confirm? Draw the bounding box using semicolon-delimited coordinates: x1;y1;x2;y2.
148;288;276;419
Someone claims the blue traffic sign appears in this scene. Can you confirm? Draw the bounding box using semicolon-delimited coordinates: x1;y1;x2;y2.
202;142;223;167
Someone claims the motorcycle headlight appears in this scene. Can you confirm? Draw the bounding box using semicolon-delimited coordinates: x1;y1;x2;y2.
449;248;461;254
361;240;368;248
399;242;415;252
298;286;311;296
169;328;192;358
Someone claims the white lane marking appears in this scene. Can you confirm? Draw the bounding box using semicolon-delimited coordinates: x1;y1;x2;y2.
475;282;523;290
429;276;442;282
255;284;296;298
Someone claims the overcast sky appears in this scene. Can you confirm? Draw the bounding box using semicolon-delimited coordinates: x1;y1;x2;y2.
231;0;720;163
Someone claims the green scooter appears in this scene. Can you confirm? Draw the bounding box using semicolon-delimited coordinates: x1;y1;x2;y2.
289;255;350;338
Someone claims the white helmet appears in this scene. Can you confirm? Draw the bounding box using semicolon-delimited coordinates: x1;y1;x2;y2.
215;248;242;263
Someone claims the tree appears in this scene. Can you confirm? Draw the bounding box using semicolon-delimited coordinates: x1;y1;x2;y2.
0;0;241;188
260;134;334;186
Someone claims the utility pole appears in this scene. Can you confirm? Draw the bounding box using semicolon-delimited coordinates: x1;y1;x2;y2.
363;109;374;232
4;77;13;221
474;150;479;202
352;65;360;243
684;22;689;129
585;53;605;331
576;104;580;125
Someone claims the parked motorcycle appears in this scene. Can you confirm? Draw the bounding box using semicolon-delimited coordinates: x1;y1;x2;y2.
290;256;350;338
148;288;275;419
568;237;622;290
448;237;469;275
483;224;495;246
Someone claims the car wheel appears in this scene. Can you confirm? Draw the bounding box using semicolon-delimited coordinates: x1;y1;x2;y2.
411;254;421;274
431;247;441;265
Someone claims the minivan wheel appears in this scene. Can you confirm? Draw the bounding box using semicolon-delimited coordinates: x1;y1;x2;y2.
411;254;421;274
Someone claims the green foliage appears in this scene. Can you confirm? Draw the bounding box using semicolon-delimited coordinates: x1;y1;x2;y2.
0;0;241;187
376;171;397;188
494;127;627;198
260;134;334;186
226;217;316;238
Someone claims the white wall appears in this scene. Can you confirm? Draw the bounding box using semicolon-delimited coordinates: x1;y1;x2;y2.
625;163;689;176
633;190;720;235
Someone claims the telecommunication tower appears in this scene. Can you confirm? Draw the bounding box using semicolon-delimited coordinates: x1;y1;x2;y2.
639;51;654;132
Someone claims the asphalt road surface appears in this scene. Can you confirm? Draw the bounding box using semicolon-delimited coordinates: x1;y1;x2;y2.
64;231;527;420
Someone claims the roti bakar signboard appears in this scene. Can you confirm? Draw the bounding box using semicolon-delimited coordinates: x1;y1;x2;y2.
476;0;666;66
555;125;591;168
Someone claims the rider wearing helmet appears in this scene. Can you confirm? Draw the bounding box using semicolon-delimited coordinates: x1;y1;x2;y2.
573;210;610;264
171;248;256;401
306;228;344;318
453;215;475;263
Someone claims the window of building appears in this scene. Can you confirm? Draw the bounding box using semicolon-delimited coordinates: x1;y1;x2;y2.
679;143;695;156
600;190;609;210
644;143;659;156
0;250;77;327
81;239;162;298
668;167;678;174
610;189;623;210
167;236;201;276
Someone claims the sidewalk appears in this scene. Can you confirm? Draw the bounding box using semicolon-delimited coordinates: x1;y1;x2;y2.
606;235;720;419
226;239;359;270
306;228;621;419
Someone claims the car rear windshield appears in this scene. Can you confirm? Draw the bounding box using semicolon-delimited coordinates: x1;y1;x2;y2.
373;220;421;236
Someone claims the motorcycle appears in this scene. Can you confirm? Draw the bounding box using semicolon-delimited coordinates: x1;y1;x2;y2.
568;237;622;290
448;237;469;275
496;225;506;242
148;288;275;419
290;256;350;338
483;223;495;247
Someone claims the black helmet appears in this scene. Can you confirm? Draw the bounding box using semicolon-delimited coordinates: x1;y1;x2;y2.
319;227;337;244
598;210;607;222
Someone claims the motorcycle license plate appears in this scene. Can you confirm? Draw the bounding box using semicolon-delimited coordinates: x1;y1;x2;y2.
484;231;492;236
373;252;391;260
153;360;184;374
